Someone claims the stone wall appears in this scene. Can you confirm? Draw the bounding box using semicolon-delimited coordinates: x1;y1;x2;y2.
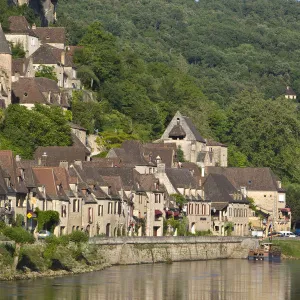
89;236;258;265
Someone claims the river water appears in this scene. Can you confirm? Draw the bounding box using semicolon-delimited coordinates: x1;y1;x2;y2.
1;260;300;300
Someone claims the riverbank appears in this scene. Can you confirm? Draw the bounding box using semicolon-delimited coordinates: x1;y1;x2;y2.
271;239;300;259
0;236;258;281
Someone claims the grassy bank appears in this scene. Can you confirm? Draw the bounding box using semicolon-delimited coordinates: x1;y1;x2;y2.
0;231;108;281
271;240;300;259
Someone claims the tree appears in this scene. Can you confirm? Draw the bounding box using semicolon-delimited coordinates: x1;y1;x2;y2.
1;104;72;158
35;65;57;82
3;227;35;270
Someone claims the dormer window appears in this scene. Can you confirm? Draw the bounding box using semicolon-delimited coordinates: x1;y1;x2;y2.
5;178;10;187
177;118;180;125
46;36;50;40
108;186;111;195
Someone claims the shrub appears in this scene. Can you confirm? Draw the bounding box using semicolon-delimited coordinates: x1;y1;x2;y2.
3;227;35;244
69;231;89;244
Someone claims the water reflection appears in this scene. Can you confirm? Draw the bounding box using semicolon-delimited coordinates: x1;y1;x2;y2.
1;260;300;300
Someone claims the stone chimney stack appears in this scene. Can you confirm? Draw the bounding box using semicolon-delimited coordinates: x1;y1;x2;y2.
157;163;165;174
32;23;36;30
61;51;65;66
41;152;47;166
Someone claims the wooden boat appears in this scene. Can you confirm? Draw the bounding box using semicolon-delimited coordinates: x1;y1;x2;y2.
248;243;281;261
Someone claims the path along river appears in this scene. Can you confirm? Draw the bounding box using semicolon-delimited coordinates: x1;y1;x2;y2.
1;259;300;300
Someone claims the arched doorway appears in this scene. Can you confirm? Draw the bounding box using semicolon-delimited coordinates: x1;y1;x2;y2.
106;223;110;237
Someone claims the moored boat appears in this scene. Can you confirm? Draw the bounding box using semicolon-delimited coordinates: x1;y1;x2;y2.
248;242;281;261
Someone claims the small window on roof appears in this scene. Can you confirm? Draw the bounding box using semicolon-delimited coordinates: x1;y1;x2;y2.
46;36;50;39
248;180;252;184
24;92;28;97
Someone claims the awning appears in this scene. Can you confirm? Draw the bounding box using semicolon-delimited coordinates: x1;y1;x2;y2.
155;210;163;216
173;212;179;217
280;208;291;212
166;211;173;216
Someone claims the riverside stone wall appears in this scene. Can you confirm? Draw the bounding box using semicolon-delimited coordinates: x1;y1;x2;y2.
89;236;259;265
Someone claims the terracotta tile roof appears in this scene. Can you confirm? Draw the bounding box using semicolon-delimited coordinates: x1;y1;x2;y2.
33;27;65;44
0;24;11;54
8;16;37;37
32;167;58;199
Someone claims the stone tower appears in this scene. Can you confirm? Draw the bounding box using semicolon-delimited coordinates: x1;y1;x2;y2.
0;24;12;108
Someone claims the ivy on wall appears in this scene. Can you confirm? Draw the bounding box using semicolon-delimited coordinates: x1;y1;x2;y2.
35;209;60;232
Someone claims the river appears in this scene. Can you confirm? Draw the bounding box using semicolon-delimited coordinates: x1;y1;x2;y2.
1;260;300;300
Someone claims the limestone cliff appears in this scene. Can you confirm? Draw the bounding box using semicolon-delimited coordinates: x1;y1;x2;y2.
11;0;58;26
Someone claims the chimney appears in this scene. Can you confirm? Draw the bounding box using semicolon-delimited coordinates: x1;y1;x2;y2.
41;152;47;166
156;155;161;164
59;160;68;170
200;166;205;177
15;155;21;162
74;160;82;169
157;163;165;174
32;23;36;30
61;51;65;66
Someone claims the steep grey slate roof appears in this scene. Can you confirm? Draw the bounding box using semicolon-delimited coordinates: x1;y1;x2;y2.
207;167;281;192
166;168;198;189
182;116;206;143
168;124;186;138
0;25;11;54
204;173;237;203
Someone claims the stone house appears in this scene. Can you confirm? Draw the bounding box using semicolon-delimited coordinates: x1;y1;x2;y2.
31;167;70;236
159;111;228;168
133;172;165;236
29;44;80;89
11;77;66;109
0;151;28;226
32;26;65;49
5;16;40;57
154;163;211;233
207;167;290;232
285;86;296;100
12;57;34;82
203;173;249;236
0;24;12;108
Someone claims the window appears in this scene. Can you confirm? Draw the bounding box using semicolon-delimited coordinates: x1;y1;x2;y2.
114;202;117;214
155;193;161;203
108;202;112;214
244;209;247;217
202;204;206;215
61;205;67;218
139;194;142;204
229;208;232;217
73;199;77;212
98;205;103;216
88;207;93;223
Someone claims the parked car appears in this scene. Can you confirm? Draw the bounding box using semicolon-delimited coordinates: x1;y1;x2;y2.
279;231;296;238
268;231;282;237
37;230;51;240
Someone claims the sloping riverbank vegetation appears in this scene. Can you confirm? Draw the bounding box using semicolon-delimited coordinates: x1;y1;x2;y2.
0;224;107;280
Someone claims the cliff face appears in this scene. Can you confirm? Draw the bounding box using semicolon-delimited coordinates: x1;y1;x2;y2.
17;0;57;26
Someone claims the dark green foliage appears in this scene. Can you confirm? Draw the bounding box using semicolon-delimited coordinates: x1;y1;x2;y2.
14;214;24;228
0;1;40;32
36;209;60;233
170;194;187;208
10;42;25;59
3;227;35;244
0;104;72;158
35;65;57;82
69;231;89;244
285;184;300;226
176;146;185;163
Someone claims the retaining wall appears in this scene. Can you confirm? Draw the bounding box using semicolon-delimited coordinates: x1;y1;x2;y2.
89;236;258;265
